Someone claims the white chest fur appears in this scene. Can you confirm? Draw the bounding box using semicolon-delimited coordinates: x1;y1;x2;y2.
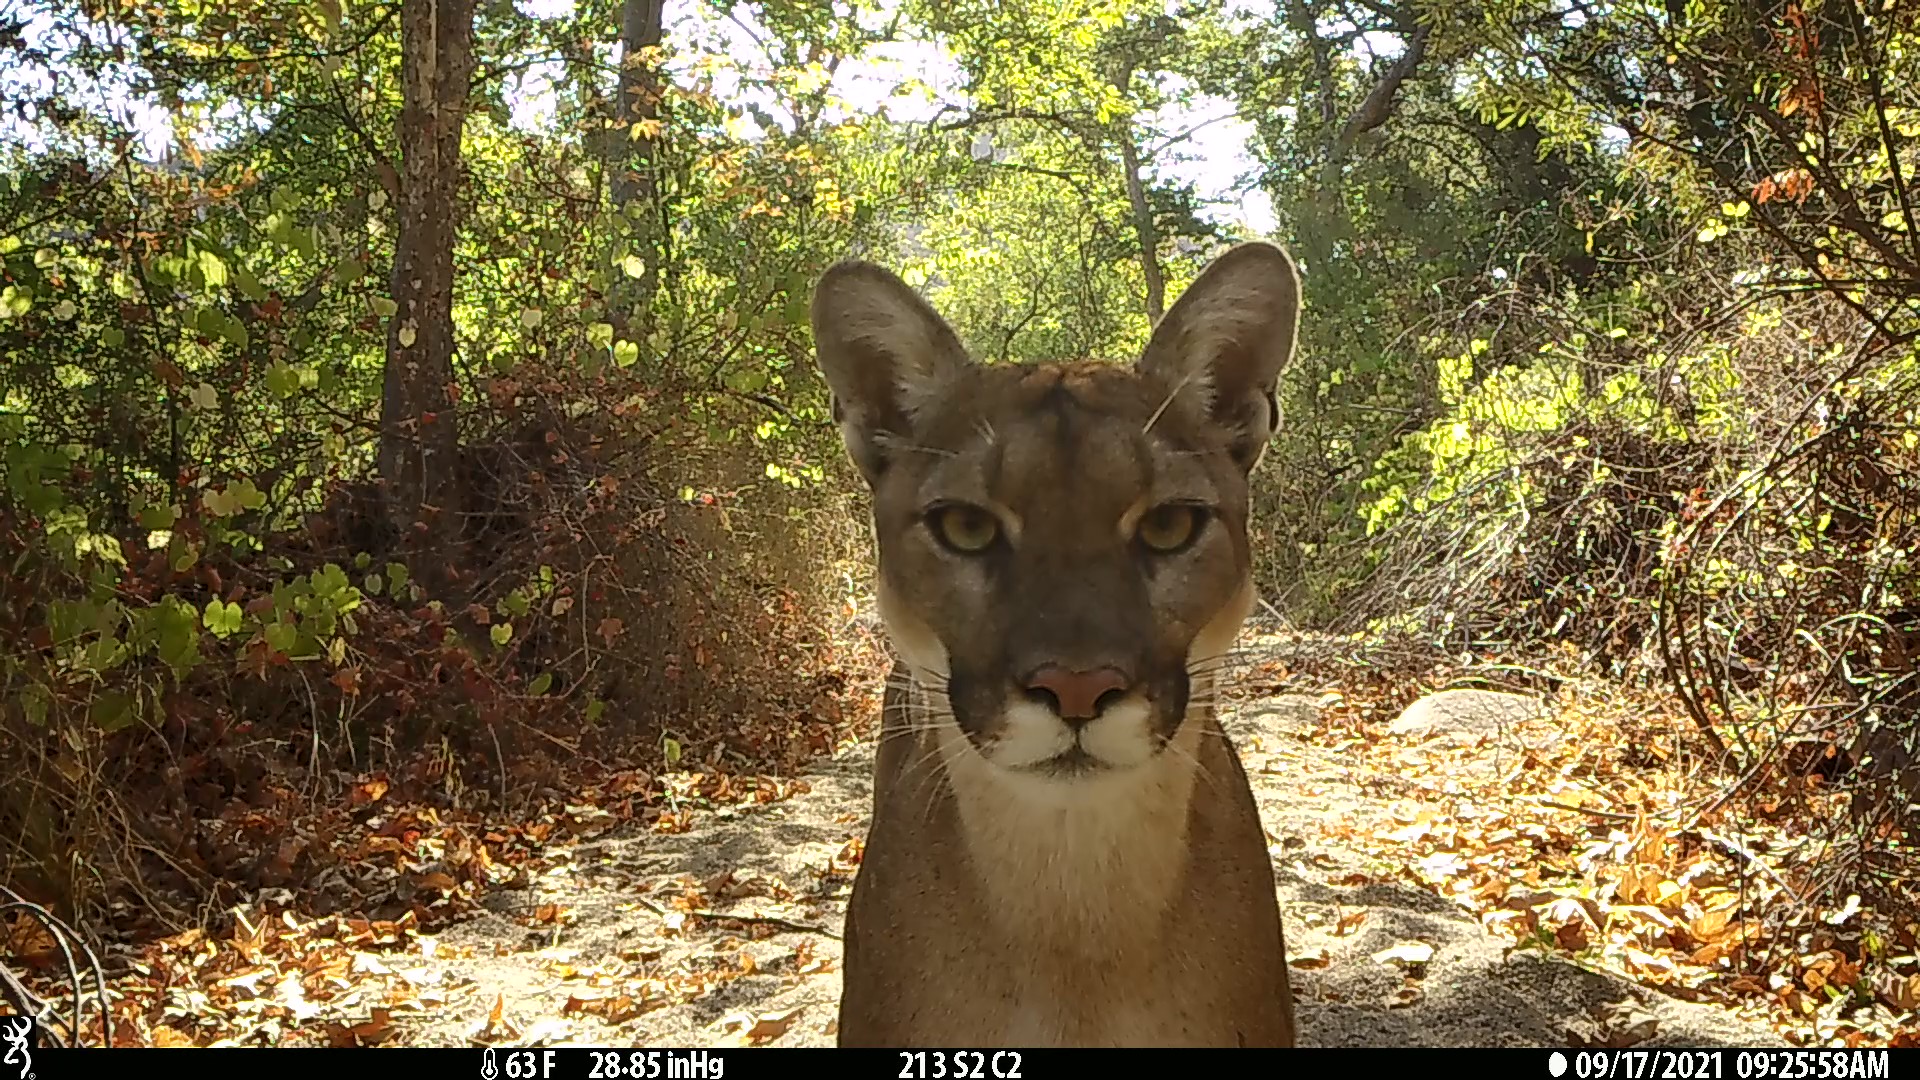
936;711;1204;957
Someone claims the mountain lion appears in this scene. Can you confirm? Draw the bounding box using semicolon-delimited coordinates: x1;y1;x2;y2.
812;242;1300;1048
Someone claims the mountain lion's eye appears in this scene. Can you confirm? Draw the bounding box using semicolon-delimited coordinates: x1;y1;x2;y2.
1136;504;1206;553
928;504;1001;554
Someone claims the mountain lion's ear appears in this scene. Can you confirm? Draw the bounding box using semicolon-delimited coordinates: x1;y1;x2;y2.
1136;242;1301;471
812;261;973;485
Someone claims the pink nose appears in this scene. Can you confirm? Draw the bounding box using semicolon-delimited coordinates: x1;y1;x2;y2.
1024;665;1132;720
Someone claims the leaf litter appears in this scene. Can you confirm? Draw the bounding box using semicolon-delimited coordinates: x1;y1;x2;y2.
1285;641;1920;1048
13;631;1910;1047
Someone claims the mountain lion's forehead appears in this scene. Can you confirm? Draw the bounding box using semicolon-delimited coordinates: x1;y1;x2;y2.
917;360;1187;446
901;361;1222;512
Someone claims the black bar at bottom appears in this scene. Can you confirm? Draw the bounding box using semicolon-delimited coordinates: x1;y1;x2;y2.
17;1045;1915;1079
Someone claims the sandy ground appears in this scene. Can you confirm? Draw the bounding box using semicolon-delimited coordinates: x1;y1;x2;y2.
392;635;1785;1049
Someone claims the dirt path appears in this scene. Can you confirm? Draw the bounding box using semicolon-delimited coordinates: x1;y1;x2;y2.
392;635;1785;1049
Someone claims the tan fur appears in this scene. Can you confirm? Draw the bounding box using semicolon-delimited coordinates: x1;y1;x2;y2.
813;243;1302;1048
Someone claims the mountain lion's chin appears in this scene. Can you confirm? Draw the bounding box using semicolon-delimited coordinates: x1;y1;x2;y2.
960;695;1168;779
1009;744;1139;780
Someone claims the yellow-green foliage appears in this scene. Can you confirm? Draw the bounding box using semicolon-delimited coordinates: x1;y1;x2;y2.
1360;319;1759;537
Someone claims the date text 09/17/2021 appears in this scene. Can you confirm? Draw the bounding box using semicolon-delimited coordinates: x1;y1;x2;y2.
1558;1050;1892;1080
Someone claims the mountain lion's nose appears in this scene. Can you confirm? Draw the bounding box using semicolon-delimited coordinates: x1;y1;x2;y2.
1023;665;1132;722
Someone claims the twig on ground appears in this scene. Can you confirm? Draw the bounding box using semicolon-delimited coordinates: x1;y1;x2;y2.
635;896;841;939
1528;798;1640;822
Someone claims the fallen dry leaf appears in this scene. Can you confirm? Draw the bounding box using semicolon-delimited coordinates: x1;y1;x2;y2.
1289;949;1332;969
326;1008;395;1047
743;1007;804;1044
417;871;458;893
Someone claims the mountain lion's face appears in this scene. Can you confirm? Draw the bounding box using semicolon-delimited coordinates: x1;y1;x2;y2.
813;244;1300;784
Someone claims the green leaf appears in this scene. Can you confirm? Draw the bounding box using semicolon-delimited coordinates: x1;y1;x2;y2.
154;596;202;675
585;698;606;723
264;620;299;655
198;249;228;289
371;296;398;317
587;322;614;347
234;264;268;301
204;599;244;637
90;690;138;732
78;636;128;674
528;672;553;696
490;622;513;647
620;254;646;279
662;736;682;766
386;562;410;595
21;683;51;727
364;572;384;596
100;326;125;347
613;340;639;367
138;502;181;529
265;360;301;398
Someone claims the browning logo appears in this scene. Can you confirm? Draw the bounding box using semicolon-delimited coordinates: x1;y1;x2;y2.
0;1016;33;1080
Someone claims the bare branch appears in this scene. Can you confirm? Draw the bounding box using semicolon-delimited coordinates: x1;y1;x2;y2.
1332;23;1431;159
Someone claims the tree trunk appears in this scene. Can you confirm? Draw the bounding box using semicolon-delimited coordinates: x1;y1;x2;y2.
1111;63;1165;323
1118;131;1165;323
611;0;666;328
379;0;475;590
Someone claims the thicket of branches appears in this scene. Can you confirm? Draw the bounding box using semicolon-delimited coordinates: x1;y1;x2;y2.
1320;0;1920;921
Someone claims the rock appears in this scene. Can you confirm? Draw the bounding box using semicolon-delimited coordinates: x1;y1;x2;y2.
1389;689;1547;744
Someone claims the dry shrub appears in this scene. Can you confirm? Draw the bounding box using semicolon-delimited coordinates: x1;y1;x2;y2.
1348;417;1706;661
0;364;881;931
1657;342;1920;916
454;389;880;768
1326;287;1920;917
